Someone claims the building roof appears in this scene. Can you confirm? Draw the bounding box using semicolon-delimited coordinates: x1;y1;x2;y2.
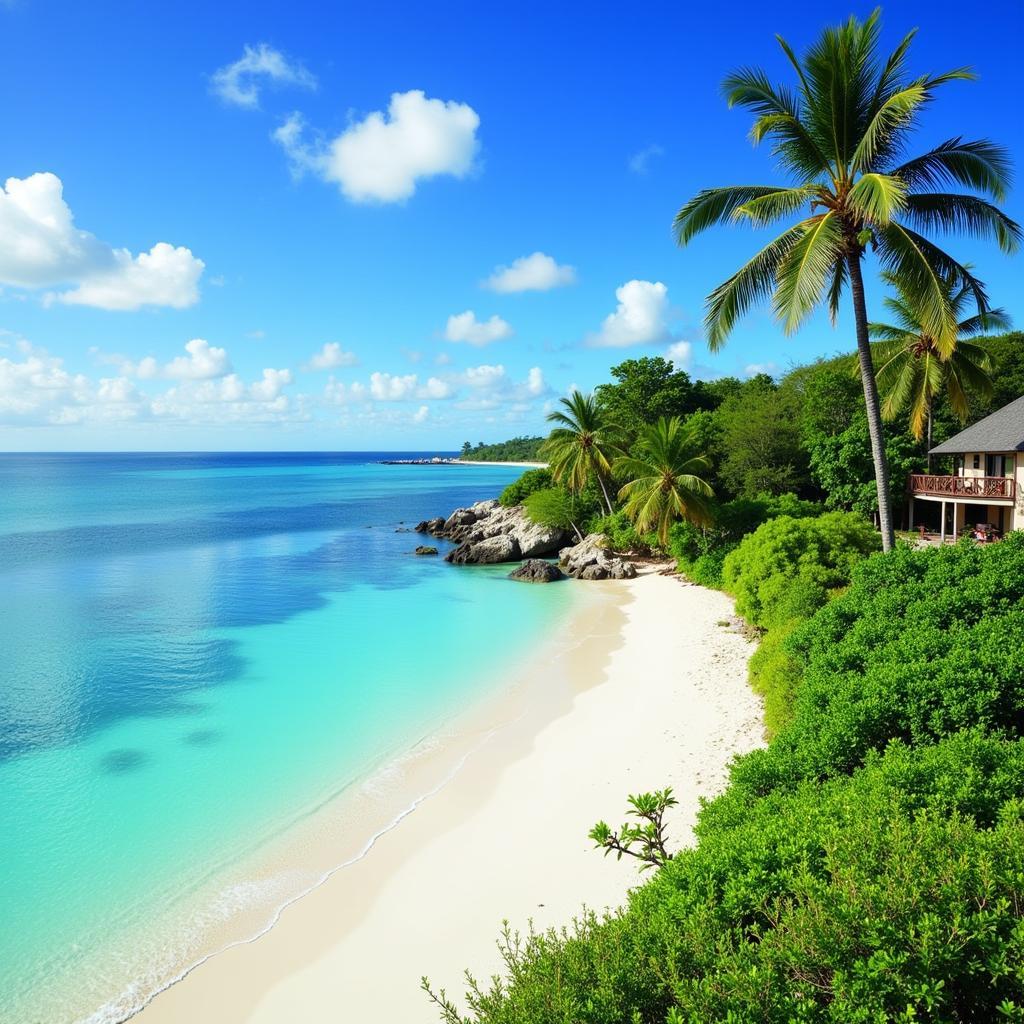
930;394;1024;454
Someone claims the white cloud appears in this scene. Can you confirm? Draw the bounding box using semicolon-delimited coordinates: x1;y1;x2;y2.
744;362;779;378
412;405;429;424
588;279;671;348
54;242;204;311
434;351;452;366
211;43;316;110
0;172;204;310
274;89;480;203
0;336;305;428
303;342;359;371
249;367;292;401
526;366;546;396
628;144;664;175
367;371;452;401
666;340;692;370
444;310;513;347
163;339;232;380
483;252;576;293
324;377;367;405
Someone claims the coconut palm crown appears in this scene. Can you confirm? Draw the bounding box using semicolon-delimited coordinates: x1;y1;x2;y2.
614;417;714;547
540;391;623;515
870;269;1009;443
673;8;1020;550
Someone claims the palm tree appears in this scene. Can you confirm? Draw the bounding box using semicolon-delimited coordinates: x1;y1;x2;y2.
541;391;623;515
869;270;1009;454
673;10;1019;552
614;417;714;548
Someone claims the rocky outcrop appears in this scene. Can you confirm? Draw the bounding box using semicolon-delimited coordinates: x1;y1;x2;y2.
447;533;520;564
509;559;566;583
559;534;637;580
414;545;438;556
418;500;570;565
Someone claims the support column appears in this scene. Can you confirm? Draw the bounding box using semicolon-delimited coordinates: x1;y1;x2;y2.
952;503;958;542
908;497;914;531
940;500;946;543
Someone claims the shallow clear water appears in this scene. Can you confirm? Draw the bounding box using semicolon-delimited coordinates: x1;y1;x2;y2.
0;453;575;1023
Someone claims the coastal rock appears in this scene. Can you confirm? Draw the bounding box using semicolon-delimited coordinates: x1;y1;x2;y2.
559;533;637;580
445;534;521;564
415;517;446;535
509;559;565;583
421;501;570;562
414;545;439;556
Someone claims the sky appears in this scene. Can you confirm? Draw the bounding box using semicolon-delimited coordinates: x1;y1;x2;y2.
1;0;1022;451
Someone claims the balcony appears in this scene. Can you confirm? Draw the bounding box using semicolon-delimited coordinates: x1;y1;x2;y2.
910;474;1016;501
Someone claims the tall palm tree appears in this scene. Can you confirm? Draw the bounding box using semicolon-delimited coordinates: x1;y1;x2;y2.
541;391;623;515
614;417;714;548
673;10;1019;551
869;270;1009;452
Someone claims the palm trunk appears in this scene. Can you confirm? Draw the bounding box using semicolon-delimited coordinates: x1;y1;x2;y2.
926;406;933;472
847;251;895;553
597;474;615;517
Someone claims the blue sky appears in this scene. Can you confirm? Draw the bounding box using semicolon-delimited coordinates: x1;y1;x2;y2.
1;0;1022;451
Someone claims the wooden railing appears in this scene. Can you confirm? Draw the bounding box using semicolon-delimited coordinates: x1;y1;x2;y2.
910;474;1016;500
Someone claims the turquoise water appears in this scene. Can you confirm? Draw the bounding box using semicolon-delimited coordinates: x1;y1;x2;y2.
0;454;575;1023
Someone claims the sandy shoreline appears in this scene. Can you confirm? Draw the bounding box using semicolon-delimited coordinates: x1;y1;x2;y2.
454;459;548;468
136;569;763;1023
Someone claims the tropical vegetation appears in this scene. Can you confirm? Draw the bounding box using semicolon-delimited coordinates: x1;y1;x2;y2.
425;9;1024;1022
673;9;1020;551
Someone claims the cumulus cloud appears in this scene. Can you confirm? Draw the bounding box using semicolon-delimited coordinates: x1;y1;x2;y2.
366;371;452;401
274;89;480;203
588;280;671;348
412;404;429;424
483;252;576;293
628;144;664;175
0;336;303;428
0;172;204;310
444;310;513;347
744;362;779;378
666;340;692;370
211;43;316;110
303;342;359;371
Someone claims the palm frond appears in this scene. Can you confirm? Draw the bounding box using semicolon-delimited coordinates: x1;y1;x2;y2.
732;185;820;226
847;172;909;224
703;224;805;351
772;213;843;333
957;307;1012;336
891;137;1013;201
902;193;1022;254
851;82;927;172
673;186;788;246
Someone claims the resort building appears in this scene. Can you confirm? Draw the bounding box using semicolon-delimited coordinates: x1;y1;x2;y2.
913;395;1024;544
909;394;1024;541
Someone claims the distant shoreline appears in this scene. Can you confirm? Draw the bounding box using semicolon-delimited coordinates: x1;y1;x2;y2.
378;457;547;468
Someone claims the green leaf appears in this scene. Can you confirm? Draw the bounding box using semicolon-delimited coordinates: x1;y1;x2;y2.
773;212;843;333
847;172;909;225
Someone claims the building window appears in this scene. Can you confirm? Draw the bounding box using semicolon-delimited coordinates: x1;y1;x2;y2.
973;454;981;470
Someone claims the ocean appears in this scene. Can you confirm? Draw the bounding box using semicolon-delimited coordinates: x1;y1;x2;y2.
0;453;577;1024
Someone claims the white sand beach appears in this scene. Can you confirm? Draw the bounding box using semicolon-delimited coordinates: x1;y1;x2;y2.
136;569;763;1023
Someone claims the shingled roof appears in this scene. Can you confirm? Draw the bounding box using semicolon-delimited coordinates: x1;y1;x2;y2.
930;394;1024;455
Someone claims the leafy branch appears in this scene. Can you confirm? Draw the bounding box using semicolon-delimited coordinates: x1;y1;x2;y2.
588;788;678;871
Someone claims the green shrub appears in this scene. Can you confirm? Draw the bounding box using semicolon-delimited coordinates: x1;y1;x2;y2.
732;533;1024;797
669;494;822;587
522;487;575;530
590;510;659;554
747;617;803;738
721;511;879;628
498;468;553;507
430;734;1024;1023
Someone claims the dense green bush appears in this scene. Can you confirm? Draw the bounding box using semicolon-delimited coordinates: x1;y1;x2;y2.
732;533;1024;797
430;734;1024;1023
722;511;880;628
463;436;545;462
590;510;659;555
747;618;804;738
498;468;554;507
522;488;576;531
670;494;822;588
